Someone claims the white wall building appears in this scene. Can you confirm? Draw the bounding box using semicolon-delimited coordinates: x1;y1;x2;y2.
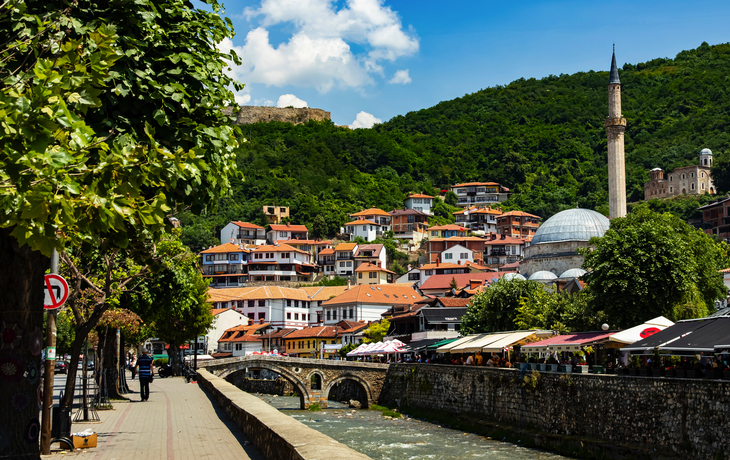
343;219;382;242
404;193;434;215
440;244;474;264
204;308;249;355
320;284;424;326
220;221;266;246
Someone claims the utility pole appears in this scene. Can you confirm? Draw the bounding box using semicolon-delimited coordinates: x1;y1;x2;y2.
40;250;59;455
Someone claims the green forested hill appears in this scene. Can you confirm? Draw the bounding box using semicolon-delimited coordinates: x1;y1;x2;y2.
180;42;730;251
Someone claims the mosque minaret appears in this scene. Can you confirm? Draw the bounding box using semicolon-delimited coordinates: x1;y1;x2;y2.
605;46;627;219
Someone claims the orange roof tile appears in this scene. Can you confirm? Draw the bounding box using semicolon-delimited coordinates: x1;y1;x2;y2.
451;182;501;187
500;210;540;218
200;242;249;254
275;239;331;246
428;236;485;242
284;326;339;339
252;243;309;255
319;248;335;255
322;284;423;306
419;263;468;270
427;224;467;231
335;243;358;251
268;224;309;232
419;272;512;291
350;207;391;217
231;221;264;230
407;193;434;199
299;286;349;301
354;262;395;274
344;220;382;226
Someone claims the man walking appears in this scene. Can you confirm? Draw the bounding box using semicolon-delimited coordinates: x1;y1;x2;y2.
136;349;154;402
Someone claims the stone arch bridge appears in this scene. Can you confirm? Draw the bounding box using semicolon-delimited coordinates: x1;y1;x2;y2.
198;356;389;409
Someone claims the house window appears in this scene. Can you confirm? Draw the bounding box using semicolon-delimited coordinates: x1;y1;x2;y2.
229;254;239;261
258;313;265;320
682;173;686;180
691;183;695;190
670;176;673;182
235;344;242;351
287;300;291;307
333;310;337;320
444;253;453;260
363;225;367;231
294;313;299;320
670;187;673;193
702;183;705;190
340;262;345;267
425;270;433;275
512;246;517;254
460;253;468;259
346;261;352;267
254;253;262;259
281;252;290;258
369;272;376;278
349;308;354;319
258;300;266;307
691;172;695;178
358;273;362;279
279;231;287;238
205;255;213;262
287;312;291;320
408;273;420;281
326;310;331;321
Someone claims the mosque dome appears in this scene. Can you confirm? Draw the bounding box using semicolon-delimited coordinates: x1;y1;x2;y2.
700;148;712;156
528;271;558;282
502;273;526;281
559;268;587;279
531;209;610;245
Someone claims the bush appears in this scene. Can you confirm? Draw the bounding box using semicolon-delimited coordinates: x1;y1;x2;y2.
153;358;169;366
308;403;321;412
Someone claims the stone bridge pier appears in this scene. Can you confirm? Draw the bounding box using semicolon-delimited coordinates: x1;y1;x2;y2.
198;356;389;409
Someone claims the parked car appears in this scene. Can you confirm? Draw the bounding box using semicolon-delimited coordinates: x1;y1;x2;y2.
54;361;68;374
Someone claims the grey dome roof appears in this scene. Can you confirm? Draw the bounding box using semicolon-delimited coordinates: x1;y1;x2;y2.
700;148;712;156
531;209;610;245
559;268;587;279
528;271;558;281
502;273;526;281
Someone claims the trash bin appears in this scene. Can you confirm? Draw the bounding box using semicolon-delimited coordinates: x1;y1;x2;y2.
52;406;72;438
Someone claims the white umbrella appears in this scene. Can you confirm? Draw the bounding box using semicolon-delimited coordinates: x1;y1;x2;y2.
347;343;367;357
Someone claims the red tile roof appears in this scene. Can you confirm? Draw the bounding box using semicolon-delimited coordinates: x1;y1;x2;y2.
407;193;434;199
350;207;391;217
419;272;512;291
268;224;309;232
354;244;384;257
355;262;395;274
483;236;527;245
427;224;468;231
200;242;249;254
231;221;264;230
500;210;540;218
322;284;423;306
252;243;309;255
451;182;500;187
437;297;471;308
284;326;339;339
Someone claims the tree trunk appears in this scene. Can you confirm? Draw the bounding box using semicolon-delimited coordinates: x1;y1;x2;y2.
0;228;49;459
99;327;122;399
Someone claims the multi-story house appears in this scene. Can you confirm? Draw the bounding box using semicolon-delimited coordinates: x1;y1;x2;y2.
338;320;369;347
355;262;394;285
320;284;424;326
317;247;336;276
263;205;289;224
334;242;358;277
248;244;316;283
427;224;468;239
353;244;387;270
198;308;249;355
208;286;314;328
418;272;508;297
200;242;250;288
216;320;273;357
404;193;434;215
496;211;540;241
453;206;502;234
220;221;266;246
349;208;391;229
426;236;485;263
484;235;525;265
395;262;469;287
389;208;429;244
343;218;384;242
259;328;296;354
276;239;332;259
266;223;309;244
699;196;730;241
299;286;349;325
284;326;340;359
450;182;510;207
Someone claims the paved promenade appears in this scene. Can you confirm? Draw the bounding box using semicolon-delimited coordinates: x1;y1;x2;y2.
42;372;263;460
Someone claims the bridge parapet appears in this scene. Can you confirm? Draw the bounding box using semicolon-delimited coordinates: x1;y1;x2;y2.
200;356;389;409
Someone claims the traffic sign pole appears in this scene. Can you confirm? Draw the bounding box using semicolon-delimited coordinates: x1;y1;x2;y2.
41;250;59;455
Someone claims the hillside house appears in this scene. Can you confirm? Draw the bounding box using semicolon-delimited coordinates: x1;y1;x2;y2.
266;223;309;244
404;193;434;215
284;326;340;359
699;196;730;241
200;242;250;288
276;239;332;259
426;236;485;263
263;205;289;224
354;244;387;269
355;262;394;285
317;248;336;276
389;208;429;244
343;218;383;242
220;221;267;246
484;235;525;265
248;244;316;283
496;211;540;241
427;224;468;239
321;284;424;326
395;262;469;287
450;182;510;207
334;242;358;277
349;207;391;228
217;320;273;357
453;206;502;234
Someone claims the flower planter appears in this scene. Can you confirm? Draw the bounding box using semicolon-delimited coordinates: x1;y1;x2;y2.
537;363;547;372
574;365;589;373
651;368;665;377
517;363;528;371
547;364;559;372
674;369;686;378
591;365;605;374
559;364;572;373
638;368;650;376
664;369;675;378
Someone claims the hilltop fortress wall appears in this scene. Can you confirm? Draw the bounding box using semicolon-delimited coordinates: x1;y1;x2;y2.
224;106;331;125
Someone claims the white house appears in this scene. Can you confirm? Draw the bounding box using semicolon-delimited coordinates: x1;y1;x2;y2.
320;284;424;326
248;244;316;283
343;219;382;242
334;243;358;277
266;223;309;244
404;193;434;215
220;221;266;246
202;308;249;354
216;320;272;357
354;244;387;270
441;244;474;264
395;262;469;287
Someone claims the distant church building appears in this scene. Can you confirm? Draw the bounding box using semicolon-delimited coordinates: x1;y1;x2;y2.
643;148;715;200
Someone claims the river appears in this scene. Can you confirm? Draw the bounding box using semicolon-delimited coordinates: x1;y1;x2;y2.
255;394;568;460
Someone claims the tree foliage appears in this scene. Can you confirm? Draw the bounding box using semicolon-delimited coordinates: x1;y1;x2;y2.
461;278;545;334
363;319;391;343
580;207;729;328
515;289;599;334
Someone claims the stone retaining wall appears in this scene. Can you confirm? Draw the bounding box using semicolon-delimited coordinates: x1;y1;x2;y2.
223;106;330;125
197;369;371;460
226;375;295;396
378;364;730;459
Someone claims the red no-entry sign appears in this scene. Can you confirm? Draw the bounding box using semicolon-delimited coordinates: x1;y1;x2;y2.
44;274;69;309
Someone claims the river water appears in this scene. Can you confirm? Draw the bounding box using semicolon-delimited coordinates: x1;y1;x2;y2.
255;395;568;460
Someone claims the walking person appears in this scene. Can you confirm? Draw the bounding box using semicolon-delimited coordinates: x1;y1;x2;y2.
135;349;154;402
130;354;137;380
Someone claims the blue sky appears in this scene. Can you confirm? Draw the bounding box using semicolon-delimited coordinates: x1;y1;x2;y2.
218;0;730;127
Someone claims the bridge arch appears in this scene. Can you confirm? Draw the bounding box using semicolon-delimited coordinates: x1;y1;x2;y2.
218;361;313;409
323;374;375;408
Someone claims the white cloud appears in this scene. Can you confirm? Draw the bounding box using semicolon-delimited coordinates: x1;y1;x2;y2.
254;98;275;106
277;94;308;108
349;111;382;129
388;69;411;84
222;0;419;93
235;93;252;105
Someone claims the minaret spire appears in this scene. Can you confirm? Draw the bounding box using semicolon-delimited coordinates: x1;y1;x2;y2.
605;46;627;219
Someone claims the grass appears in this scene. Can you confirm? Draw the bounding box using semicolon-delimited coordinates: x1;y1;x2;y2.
307;403;321;412
371;404;402;418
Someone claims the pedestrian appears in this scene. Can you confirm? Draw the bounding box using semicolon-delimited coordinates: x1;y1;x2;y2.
136;349;154;402
130;354;137;380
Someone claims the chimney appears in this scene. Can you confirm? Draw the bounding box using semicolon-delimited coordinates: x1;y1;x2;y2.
286;222;291;227
469;279;481;290
436;257;440;267
457;260;461;265
347;279;351;290
248;319;254;326
259;318;265;324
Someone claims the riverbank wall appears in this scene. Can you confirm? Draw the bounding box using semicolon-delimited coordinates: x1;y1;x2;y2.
197;369;371;460
378;364;730;459
226;375;295;395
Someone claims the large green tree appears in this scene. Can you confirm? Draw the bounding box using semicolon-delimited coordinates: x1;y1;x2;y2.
460;278;545;334
515;289;599;334
0;1;240;456
580;207;729;328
